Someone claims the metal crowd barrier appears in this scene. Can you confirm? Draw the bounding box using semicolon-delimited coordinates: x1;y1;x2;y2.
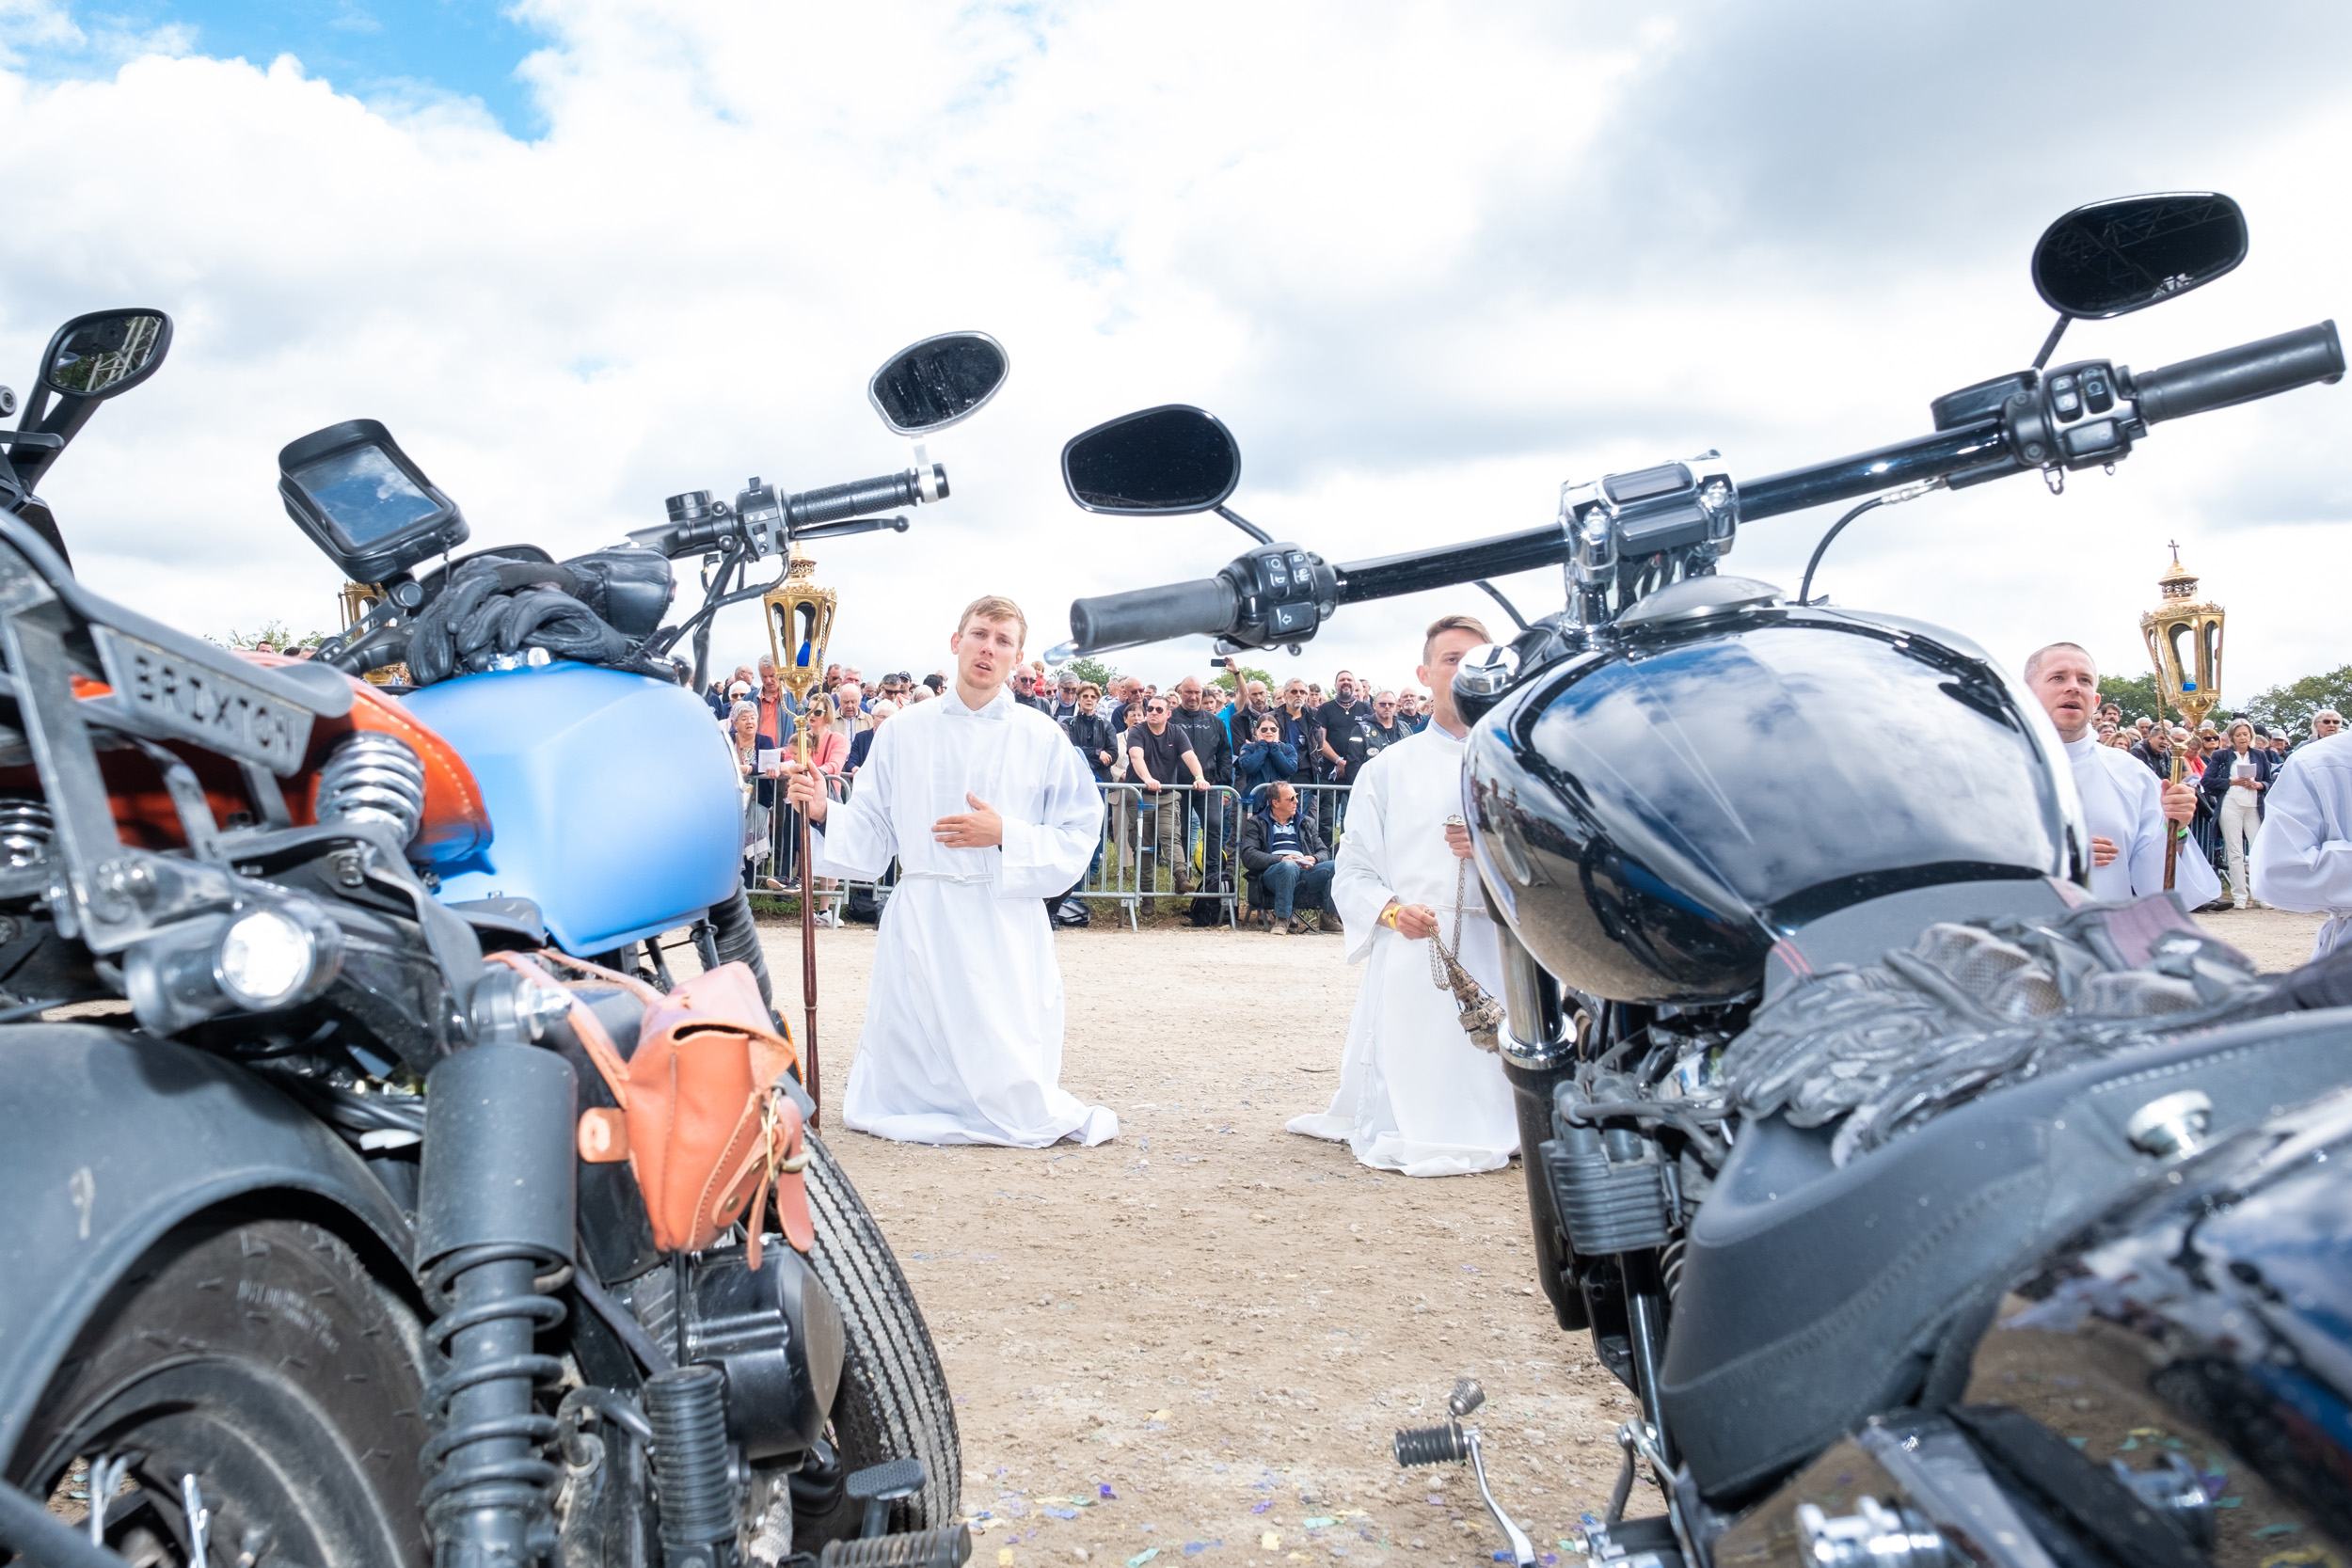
750;771;882;925
746;770;1365;934
1066;782;1242;929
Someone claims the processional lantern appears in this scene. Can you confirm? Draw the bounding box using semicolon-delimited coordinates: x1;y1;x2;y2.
2138;545;2225;889
760;546;837;1124
763;548;838;743
2138;544;2226;733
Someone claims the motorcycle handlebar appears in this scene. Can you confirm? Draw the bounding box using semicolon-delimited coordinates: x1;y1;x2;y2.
1064;320;2344;652
1070;576;1238;654
640;467;946;559
2130;321;2344;423
785;466;944;530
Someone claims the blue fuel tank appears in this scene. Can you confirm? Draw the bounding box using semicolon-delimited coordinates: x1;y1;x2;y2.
404;661;744;954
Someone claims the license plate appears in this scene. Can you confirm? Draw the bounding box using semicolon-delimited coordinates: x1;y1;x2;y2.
90;626;317;774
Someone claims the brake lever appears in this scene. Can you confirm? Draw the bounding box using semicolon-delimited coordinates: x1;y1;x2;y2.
791;515;911;543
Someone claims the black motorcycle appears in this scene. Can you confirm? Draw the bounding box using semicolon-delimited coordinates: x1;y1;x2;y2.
1054;193;2352;1565
0;320;1002;1567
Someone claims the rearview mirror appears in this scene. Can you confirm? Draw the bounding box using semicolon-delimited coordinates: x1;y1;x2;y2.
1062;404;1241;515
41;309;173;400
867;331;1009;436
2031;193;2247;320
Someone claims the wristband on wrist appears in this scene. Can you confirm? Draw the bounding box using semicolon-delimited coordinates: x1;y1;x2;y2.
1379;902;1402;930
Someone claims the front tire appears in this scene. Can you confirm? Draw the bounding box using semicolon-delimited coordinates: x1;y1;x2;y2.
9;1213;433;1567
794;1134;960;1547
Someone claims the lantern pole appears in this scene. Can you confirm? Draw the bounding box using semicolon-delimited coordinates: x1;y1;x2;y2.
765;547;838;1125
2138;544;2227;893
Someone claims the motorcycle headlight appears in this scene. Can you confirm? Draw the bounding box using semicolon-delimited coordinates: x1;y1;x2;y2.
215;906;325;1009
123;897;345;1034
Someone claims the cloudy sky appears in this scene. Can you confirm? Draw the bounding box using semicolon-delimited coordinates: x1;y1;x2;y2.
6;0;2349;703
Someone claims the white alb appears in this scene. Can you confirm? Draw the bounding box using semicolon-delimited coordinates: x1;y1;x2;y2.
2064;735;2221;909
810;684;1117;1147
1287;723;1518;1177
2251;730;2352;958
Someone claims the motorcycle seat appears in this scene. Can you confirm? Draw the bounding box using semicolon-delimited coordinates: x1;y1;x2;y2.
1659;1006;2352;1503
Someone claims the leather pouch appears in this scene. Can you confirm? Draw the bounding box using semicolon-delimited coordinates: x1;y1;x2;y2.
490;952;812;1266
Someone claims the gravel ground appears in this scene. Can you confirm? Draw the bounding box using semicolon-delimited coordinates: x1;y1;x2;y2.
755;902;2328;1568
764;919;1628;1568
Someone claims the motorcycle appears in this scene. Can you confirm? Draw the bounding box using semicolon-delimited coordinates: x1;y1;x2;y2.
1052;192;2352;1566
0;320;1009;1566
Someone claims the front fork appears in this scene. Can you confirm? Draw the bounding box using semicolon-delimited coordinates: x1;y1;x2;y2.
415;1001;580;1568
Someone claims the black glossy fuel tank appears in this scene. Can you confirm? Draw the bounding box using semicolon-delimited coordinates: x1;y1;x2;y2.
1464;597;2083;1004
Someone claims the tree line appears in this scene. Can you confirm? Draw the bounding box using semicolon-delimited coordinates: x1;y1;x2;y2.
2099;663;2352;736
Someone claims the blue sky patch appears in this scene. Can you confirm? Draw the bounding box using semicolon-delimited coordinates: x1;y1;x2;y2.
37;0;548;137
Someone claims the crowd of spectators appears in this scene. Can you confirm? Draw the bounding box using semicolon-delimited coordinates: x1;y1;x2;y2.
2090;700;2344;910
702;651;1438;927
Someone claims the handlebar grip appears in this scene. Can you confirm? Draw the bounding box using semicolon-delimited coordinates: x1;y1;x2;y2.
1070;577;1238;654
786;467;943;530
2133;321;2344;424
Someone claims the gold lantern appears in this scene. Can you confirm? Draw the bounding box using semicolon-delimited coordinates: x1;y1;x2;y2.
337;580;408;686
2138;545;2226;889
2138;545;2226;734
764;547;838;766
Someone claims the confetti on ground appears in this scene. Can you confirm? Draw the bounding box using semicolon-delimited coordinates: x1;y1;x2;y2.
1127;1551;1158;1568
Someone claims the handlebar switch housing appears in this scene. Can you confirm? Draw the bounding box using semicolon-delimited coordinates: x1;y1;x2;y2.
734;478;786;558
2007;358;2146;475
1227;544;1336;646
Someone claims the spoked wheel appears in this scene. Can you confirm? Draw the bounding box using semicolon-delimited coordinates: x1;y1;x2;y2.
792;1134;961;1549
9;1214;433;1567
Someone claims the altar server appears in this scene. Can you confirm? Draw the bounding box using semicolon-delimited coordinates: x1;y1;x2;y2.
2252;729;2352;958
1288;614;1518;1177
2024;642;2220;908
785;595;1115;1147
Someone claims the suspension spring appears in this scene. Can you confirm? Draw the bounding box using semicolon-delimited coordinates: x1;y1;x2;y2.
1391;1419;1470;1468
317;731;427;846
1660;1237;1688;1304
0;799;54;869
419;1242;568;1551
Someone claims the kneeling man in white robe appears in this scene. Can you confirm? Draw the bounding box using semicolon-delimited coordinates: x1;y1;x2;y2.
1288;614;1518;1177
786;594;1117;1148
2024;641;2219;907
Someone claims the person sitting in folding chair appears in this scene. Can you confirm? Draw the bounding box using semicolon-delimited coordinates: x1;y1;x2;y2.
1240;781;1337;934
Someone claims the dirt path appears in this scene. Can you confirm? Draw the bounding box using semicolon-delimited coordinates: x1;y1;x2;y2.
754;903;2327;1568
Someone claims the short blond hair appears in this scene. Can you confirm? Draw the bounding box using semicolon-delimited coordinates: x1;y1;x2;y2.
1422;613;1491;664
957;594;1028;643
2024;641;2094;682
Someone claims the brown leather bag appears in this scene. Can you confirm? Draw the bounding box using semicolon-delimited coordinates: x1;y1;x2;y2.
491;952;814;1267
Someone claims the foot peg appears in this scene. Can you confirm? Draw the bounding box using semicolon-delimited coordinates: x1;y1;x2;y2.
845;1458;927;1541
1391;1419;1470;1466
818;1525;970;1568
1391;1380;1534;1568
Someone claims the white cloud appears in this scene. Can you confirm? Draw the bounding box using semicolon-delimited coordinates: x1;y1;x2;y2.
1;0;2347;708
